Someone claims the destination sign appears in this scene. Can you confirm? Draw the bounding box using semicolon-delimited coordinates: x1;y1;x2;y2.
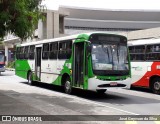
98;36;121;42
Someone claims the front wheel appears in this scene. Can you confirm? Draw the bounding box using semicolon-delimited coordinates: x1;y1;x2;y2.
28;72;33;85
64;77;72;94
151;78;160;94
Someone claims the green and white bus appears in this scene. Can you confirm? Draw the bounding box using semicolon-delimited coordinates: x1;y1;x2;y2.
15;32;131;94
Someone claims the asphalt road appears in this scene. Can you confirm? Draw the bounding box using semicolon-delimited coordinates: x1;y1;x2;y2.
0;70;160;124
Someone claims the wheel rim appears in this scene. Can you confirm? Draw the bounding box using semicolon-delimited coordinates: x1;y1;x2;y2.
154;81;160;91
65;81;71;93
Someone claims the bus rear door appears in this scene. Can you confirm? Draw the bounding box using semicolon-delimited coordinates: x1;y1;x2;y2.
35;47;42;81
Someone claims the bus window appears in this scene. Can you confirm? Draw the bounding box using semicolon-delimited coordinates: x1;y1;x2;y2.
29;45;35;60
19;47;24;60
66;40;72;59
129;45;145;61
58;40;72;59
24;46;29;59
42;43;49;60
16;47;20;60
49;42;58;59
146;44;160;60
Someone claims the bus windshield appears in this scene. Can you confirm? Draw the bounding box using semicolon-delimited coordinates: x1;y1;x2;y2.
0;54;4;63
91;43;129;75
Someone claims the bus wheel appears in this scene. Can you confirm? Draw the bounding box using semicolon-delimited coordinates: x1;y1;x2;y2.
28;72;33;85
96;89;106;94
64;77;72;94
151;78;160;94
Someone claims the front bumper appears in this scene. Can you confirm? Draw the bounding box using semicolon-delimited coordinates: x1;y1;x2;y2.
88;77;131;91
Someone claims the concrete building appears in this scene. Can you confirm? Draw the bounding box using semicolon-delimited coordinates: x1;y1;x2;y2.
59;6;160;35
37;10;69;40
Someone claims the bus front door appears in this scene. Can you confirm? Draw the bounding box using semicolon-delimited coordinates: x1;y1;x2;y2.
35;47;42;81
73;42;86;88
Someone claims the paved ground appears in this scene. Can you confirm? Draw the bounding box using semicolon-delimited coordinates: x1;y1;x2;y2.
0;71;160;124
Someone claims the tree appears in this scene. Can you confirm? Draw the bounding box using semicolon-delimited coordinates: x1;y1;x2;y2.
0;0;45;41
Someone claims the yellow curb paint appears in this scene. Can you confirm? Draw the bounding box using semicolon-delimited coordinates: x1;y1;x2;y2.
125;121;137;124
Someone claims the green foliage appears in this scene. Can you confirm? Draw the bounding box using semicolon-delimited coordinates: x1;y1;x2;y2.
0;0;45;41
7;61;15;68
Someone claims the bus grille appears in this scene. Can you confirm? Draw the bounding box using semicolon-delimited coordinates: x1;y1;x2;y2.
98;84;126;88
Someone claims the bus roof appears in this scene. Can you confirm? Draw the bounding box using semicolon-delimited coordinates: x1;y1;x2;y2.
128;38;160;46
19;32;125;47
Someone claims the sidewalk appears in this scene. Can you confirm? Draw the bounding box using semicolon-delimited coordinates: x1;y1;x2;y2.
5;68;15;71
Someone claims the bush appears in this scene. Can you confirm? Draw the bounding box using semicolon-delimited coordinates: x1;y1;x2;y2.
7;61;15;68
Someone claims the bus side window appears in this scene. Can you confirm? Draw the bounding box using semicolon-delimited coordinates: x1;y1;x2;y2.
146;44;160;61
19;47;24;60
29;45;35;60
66;40;72;59
42;43;49;60
58;42;65;59
24;46;29;60
58;40;72;59
129;45;145;61
16;47;20;60
49;42;58;59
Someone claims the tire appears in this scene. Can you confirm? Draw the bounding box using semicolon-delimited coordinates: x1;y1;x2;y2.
97;89;106;94
151;77;160;95
64;77;72;94
28;72;33;85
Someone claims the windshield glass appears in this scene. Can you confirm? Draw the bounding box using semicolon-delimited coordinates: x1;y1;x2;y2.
91;44;129;71
0;54;4;63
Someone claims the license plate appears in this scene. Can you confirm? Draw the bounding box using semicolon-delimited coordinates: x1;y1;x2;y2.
110;82;117;86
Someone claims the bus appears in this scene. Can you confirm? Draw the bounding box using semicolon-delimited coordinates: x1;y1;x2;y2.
15;32;131;94
0;50;5;74
128;38;160;94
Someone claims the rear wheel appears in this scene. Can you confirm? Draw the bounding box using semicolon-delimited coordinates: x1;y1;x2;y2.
97;89;106;94
28;72;33;85
64;77;72;94
151;77;160;94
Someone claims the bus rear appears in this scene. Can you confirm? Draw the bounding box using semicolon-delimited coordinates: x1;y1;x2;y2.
0;51;5;73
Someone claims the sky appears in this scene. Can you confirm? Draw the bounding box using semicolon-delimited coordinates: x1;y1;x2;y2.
42;0;160;11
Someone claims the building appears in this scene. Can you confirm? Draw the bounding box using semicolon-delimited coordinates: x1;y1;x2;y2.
59;6;160;35
3;6;160;64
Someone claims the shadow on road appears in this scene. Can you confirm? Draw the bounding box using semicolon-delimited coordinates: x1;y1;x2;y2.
130;86;152;93
19;81;160;105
